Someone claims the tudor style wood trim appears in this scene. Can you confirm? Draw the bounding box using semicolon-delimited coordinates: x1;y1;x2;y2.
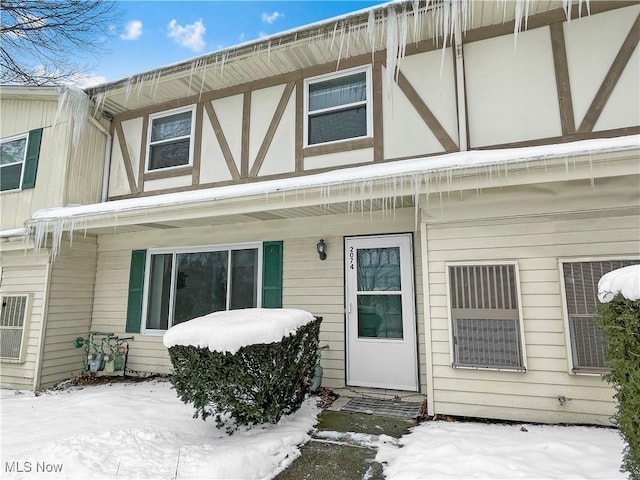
578;13;640;133
475;125;640;150
138;115;148;194
550;22;576;136
241;92;251;178
249;81;296;177
461;1;637;45
303;137;375;157
143;166;193;181
114;122;138;194
204;101;241;180
192;102;204;185
373;61;384;162
395;68;458;153
295;79;303;172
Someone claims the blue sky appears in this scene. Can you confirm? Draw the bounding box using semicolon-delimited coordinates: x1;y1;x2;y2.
91;1;389;84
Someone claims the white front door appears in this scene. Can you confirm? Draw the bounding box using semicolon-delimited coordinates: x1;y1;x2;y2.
345;234;419;391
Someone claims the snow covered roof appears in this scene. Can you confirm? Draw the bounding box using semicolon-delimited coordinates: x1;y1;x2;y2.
86;0;594;116
162;308;316;354
20;134;639;255
598;265;640;303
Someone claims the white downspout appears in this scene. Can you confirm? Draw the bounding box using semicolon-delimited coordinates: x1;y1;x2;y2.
454;20;468;152
89;116;112;203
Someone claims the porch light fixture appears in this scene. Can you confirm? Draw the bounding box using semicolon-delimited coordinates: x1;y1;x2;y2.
316;239;327;260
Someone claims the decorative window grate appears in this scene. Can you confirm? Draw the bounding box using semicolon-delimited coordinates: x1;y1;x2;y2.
0;295;28;361
562;259;640;372
449;265;524;370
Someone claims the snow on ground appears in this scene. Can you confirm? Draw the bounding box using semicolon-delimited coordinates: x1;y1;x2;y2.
376;420;626;480
162;308;316;353
1;378;627;480
0;379;319;480
598;264;640;303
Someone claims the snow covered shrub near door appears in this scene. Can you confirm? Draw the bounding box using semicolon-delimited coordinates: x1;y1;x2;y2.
597;265;640;479
164;309;320;431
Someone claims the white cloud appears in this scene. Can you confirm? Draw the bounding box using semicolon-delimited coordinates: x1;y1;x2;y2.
121;20;143;41
167;19;206;52
261;11;283;24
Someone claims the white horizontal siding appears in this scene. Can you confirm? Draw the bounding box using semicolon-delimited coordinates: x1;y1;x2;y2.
0;254;49;389
425;180;639;424
39;236;98;388
91;209;424;394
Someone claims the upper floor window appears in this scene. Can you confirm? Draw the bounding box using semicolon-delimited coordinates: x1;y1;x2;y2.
561;259;640;373
305;66;372;146
0;129;42;193
448;263;526;371
146;106;195;171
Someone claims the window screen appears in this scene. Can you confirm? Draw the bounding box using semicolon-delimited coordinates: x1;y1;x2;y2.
562;259;640;372
148;110;193;170
449;265;524;370
307;70;368;145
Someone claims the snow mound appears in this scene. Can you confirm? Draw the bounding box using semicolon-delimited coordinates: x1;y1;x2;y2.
163;308;316;353
598;264;640;303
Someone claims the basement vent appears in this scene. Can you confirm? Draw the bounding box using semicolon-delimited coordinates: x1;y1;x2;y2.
0;295;29;361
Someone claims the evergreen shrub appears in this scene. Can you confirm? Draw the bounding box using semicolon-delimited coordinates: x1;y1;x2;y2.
597;296;640;479
168;316;321;431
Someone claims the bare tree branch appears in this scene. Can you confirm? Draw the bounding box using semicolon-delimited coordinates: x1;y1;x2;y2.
0;0;120;85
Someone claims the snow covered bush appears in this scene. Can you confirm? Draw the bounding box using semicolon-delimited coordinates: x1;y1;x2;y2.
597;265;640;479
164;309;321;432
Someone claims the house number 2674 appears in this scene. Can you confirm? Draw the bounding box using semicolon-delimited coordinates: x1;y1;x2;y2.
349;247;355;269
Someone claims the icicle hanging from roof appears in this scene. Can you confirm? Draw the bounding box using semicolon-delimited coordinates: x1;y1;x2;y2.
54;86;91;146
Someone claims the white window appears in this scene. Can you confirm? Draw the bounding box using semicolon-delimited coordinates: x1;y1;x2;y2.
142;244;262;333
146;106;195;171
561;259;640;373
0;134;27;192
304;66;372;146
447;264;526;371
0;295;30;362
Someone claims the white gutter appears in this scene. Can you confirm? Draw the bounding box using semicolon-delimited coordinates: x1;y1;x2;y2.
0;228;28;239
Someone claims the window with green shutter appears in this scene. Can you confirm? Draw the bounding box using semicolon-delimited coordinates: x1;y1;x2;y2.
0;128;42;193
127;241;284;333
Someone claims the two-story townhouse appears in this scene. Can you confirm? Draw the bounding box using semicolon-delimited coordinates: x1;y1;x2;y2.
3;0;639;425
0;86;108;389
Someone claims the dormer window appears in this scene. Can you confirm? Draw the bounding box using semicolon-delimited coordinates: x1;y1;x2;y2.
146;106;195;171
304;66;372;146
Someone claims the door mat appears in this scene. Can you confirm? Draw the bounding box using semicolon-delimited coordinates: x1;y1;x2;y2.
340;397;423;419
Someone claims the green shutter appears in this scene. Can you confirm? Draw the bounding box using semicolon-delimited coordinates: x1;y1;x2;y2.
21;128;43;189
126;249;147;333
262;241;283;308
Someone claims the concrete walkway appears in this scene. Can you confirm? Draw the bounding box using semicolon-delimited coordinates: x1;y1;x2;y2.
275;397;422;480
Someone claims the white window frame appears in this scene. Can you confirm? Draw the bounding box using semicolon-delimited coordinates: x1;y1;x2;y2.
145;105;196;173
559;256;640;375
0;133;28;194
0;294;32;363
445;261;527;372
141;242;263;335
303;65;373;147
